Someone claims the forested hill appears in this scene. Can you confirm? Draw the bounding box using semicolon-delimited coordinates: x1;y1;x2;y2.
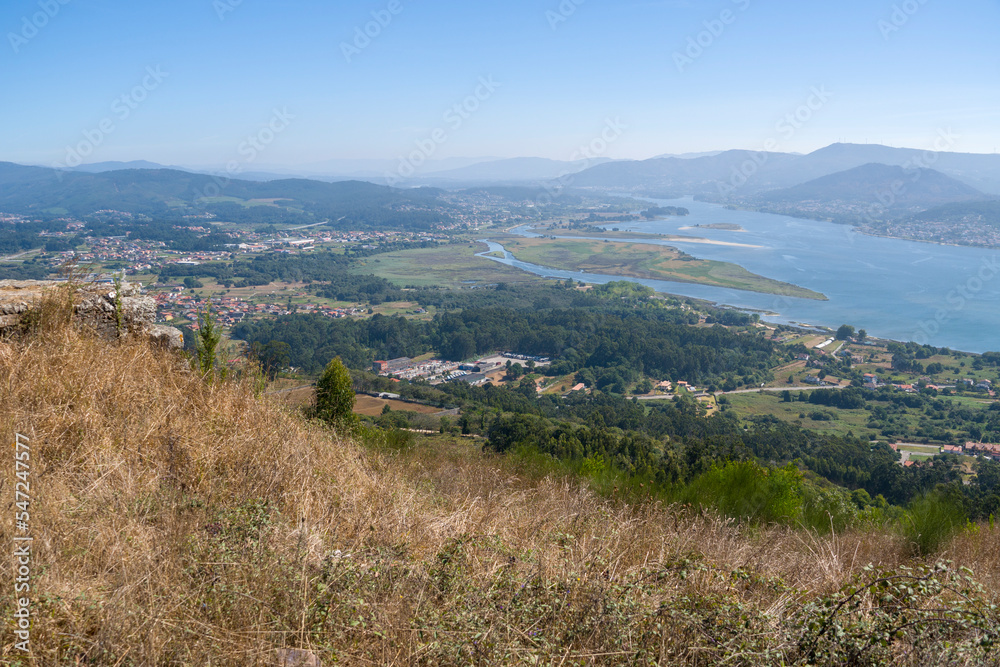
761;163;986;210
0;161;451;228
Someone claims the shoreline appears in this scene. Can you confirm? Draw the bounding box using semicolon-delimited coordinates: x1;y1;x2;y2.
854;228;1000;251
516;223;761;249
717;203;999;251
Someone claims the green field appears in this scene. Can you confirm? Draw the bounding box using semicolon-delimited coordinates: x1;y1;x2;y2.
724;390;993;445
195;196;285;207
499;237;827;300
352;242;544;289
724;392;876;438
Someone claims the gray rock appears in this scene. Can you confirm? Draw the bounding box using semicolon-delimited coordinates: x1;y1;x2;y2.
275;648;321;666
147;324;184;350
0;280;182;349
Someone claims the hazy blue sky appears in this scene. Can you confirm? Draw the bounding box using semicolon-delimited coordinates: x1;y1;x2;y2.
2;0;998;168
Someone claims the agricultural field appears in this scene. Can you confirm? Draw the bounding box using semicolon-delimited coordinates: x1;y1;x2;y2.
353;394;445;417
353;242;543;289
724;392;878;439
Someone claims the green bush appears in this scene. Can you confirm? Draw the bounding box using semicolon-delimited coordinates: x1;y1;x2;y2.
800;483;860;533
315;356;357;426
683;460;803;526
902;489;967;556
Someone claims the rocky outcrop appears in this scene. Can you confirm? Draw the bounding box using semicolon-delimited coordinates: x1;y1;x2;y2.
0;279;184;349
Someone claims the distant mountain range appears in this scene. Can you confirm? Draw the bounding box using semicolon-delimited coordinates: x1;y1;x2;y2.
6;142;1000;229
651;151;727;160
0;162;449;229
565;143;1000;197
413;157;616;184
42;143;1000;195
67;160;192;173
568;150;802;195
52;156;612;186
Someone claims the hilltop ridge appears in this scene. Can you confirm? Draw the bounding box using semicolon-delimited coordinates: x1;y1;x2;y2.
2;317;1000;664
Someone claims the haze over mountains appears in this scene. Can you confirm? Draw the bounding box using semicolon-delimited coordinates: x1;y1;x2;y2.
56;156;616;185
6;142;999;228
566;143;1000;198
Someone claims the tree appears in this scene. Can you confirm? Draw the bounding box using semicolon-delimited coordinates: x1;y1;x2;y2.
252;340;291;379
857;329;868;341
316;357;356;425
196;303;222;378
836;324;855;340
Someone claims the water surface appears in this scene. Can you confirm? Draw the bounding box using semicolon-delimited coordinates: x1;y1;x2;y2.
479;197;1000;353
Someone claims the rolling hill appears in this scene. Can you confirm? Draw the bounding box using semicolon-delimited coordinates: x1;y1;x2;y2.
910;199;1000;228
760;163;986;210
0;162;451;228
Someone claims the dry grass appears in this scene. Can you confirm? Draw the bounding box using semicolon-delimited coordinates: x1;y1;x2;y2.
2;311;1000;664
352;395;443;417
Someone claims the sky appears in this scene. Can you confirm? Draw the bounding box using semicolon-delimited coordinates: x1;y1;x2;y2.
1;0;998;170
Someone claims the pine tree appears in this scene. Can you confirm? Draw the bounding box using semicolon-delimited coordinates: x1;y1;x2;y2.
196;303;221;378
315;357;356;424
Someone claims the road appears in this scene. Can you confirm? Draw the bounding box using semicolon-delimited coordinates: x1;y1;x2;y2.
286;221;330;231
628;385;848;400
265;384;314;395
722;385;848;395
287;216;345;231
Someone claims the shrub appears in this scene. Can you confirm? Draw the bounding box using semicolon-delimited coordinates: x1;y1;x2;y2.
902;489;967;556
684;460;803;525
315;356;357;425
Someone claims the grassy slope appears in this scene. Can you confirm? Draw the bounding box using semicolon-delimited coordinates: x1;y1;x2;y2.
501;237;828;300
3;325;1000;664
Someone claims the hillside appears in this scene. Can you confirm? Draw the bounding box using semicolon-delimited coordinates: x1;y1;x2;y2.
912;199;1000;227
3;306;1000;663
761;163;986;210
791;143;1000;195
0;162;450;229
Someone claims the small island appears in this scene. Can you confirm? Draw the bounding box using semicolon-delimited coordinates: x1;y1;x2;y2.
641;206;690;218
687;223;745;231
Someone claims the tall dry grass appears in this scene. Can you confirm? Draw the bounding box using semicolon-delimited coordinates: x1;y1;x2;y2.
1;313;999;665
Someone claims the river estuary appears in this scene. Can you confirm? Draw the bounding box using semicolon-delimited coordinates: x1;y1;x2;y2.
478;197;1000;353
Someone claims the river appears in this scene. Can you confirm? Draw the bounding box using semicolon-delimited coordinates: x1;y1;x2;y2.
477;197;1000;353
